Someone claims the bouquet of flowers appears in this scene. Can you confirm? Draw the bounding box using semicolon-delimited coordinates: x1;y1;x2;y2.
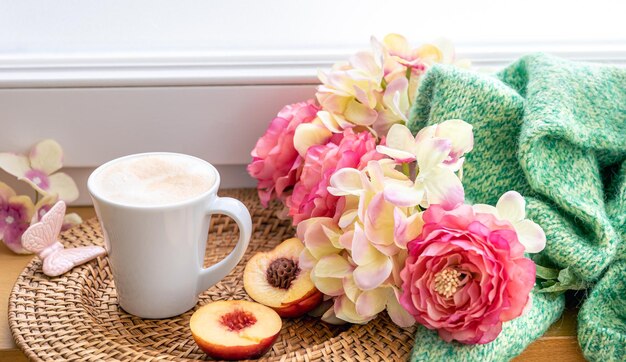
248;34;546;345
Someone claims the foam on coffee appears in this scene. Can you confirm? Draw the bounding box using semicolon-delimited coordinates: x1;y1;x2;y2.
93;154;215;206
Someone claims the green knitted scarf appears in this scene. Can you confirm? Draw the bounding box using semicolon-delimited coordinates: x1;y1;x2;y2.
407;53;626;361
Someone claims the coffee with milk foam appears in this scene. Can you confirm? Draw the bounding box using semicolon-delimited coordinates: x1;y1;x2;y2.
93;154;215;206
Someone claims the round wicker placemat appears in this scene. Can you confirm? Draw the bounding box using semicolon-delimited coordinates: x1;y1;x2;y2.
9;189;416;361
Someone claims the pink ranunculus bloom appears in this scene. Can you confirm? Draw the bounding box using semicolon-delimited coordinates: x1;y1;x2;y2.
286;129;382;225
399;203;536;344
247;100;320;207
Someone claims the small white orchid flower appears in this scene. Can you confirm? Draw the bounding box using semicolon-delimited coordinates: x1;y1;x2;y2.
473;191;546;253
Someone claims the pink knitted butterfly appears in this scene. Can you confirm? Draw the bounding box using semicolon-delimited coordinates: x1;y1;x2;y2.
21;201;106;277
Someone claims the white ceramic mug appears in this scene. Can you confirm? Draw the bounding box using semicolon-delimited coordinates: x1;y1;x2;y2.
88;152;252;319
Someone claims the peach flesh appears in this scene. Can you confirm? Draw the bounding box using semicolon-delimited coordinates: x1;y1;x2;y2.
244;238;323;317
190;301;282;360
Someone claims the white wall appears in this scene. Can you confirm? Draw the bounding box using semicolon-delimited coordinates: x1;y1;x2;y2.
1;0;625;204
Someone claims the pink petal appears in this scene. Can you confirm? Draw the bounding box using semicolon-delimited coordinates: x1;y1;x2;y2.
383;183;424;207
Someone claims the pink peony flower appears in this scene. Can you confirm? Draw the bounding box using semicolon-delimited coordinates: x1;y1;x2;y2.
286;129;382;225
399;204;536;344
247;100;320;207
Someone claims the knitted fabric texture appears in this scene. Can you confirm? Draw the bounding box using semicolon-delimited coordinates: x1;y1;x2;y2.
407;53;625;361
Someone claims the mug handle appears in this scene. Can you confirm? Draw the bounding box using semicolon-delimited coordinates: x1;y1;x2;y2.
197;196;252;293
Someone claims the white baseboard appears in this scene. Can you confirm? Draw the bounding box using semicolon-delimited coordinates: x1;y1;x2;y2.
1;44;625;205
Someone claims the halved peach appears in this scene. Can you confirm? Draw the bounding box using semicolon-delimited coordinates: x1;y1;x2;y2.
190;300;282;360
243;238;323;317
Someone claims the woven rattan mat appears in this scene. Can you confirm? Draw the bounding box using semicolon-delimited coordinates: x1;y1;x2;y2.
9;189;416;361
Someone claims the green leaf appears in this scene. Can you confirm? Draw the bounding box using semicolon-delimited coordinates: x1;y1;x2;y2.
536;267;591;295
535;264;559;280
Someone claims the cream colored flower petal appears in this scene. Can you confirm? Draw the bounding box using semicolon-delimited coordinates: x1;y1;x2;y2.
29;139;64;174
48;173;79;202
353;84;377;109
353;253;393;291
338;209;358;229
496;190;526;222
422;167;464;209
416;43;443;64
299;249;317;270
297;218;342;260
310;272;345;296
293;123;332;157
317;111;344;133
386;288;416;327
314;254;353;278
364;194;396;246
383;182;423;208
334;295;374;324
375;146;415;163
351;223;380;266
472;203;499;217
431;38;455;64
0;182;17;200
317;91;350;114
415;137;451;172
343;275;361;303
321;305;347;325
436;119;474;157
382;33;410;57
515;219;546;253
329;168;364;196
356;288;387;317
384;123;418;156
322;225;343;249
0;153;30;179
344;99;378;126
383;77;409;122
63;213;83;226
393;208;424;249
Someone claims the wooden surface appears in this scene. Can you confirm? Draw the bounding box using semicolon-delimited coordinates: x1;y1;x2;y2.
0;207;584;361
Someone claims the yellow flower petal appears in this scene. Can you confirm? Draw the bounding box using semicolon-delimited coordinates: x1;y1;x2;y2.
314;254;353;278
48;172;79;202
293;123;332;157
355;288;387;317
0;153;30;179
29;139;63;174
0;181;17;200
